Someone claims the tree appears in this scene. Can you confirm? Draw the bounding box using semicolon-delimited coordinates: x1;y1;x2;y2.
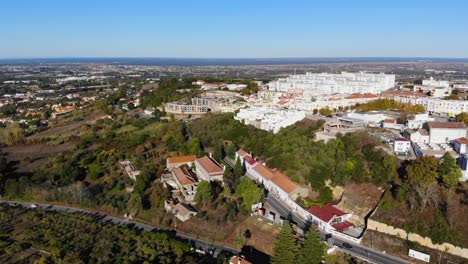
195;181;212;206
127;193;142;214
312;109;318;115
226;143;236;159
438;152;461;189
455;112;468;125
234;179;264;212
406;156;439;186
298;227;326;264
271;221;298;264
234;158;243;177
319;108;333;117
223;168;239;193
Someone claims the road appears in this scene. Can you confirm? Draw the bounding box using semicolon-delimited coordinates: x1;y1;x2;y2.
0;200;238;258
266;194;409;264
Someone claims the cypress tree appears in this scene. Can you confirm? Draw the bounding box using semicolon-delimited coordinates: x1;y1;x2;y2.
271;221;298;264
298;227;326;264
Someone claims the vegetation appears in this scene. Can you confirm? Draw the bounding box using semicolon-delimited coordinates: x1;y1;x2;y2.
355;98;425;113
271;222;298;264
297;227;326;264
234;178;264;212
455;112;468;125
0;205;201;263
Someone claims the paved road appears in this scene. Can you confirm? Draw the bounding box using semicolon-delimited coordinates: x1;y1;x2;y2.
266;195;409;264
0;200;238;257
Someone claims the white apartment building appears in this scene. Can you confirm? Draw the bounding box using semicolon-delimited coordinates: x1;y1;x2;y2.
234;107;305;133
268;72;395;98
422;77;450;88
392;96;468;116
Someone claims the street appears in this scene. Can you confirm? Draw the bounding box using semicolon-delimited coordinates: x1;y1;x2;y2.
266;194;409;264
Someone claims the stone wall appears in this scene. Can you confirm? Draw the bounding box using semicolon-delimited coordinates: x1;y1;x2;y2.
367;219;468;259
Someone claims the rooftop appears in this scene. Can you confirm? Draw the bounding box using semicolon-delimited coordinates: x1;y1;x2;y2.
308;204;348;223
426;121;466;129
167;155;197;164
172;167;196;186
236;149;248;157
196;156;224;175
455;137;468;145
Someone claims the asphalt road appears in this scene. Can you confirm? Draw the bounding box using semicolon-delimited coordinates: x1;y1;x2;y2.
0;200;238;258
266;194;409;264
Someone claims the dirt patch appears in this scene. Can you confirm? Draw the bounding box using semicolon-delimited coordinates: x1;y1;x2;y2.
335;183;384;227
223;216;279;256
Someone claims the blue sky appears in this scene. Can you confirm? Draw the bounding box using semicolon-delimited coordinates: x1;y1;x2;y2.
1;0;467;58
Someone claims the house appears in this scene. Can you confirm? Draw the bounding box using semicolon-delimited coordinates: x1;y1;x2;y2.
171;167;198;203
425;122;467;144
194;156;224;182
235;149;258;171
453;137;468;155
229;256;252;264
308;204;353;232
407;113;435;129
405;129;430;143
167;155;197;170
164;201;197;222
119;160;141;180
382;119;403;130
394;138;411;154
249;163;308;202
144;106;155;116
51;105;76;118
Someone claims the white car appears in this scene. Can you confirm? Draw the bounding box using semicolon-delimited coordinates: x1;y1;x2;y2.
30;204;38;208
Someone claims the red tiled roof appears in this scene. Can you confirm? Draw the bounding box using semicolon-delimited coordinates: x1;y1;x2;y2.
196;156;224;175
270;169;299;194
395;137;410;142
172;167;196;186
244;155;257;165
230;256;252;264
308;205;348;222
455;137;468;144
427;121;466;129
236;149;248;157
383;119;396;123
252;164;276;180
331;221;354;231
382;90;427;97
345;93;378;99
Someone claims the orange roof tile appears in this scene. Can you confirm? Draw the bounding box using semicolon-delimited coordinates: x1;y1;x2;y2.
172;167;196;186
236;149;248;157
455;137;468;144
270;170;299;194
252;164;276;180
427;121;466;129
167;155;197;164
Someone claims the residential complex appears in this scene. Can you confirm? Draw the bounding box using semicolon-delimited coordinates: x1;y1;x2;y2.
234;107;305;133
268;72;395;98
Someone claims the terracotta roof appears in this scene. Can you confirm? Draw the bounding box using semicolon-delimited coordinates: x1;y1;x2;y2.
252;164;276;180
244;155;257;165
172;167;196;186
196;156;224;175
236;149;248;157
308;205;348;223
230;256;252;264
383;119;396;123
270;170;299;194
167;155;197;165
427;121;466;129
395;137;410;142
174;203;195;217
455;137;468;144
331;221;354;231
345;93;378;99
382;90;427;97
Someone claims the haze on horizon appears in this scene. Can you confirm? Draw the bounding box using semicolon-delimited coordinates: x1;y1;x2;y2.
1;0;467;59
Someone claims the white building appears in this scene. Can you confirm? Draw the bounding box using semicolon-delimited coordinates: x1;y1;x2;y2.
268;72;395;98
407;113;435;129
390;95;468;116
235;107;305;133
345;112;390;125
425;122;467;144
453;137;468;154
422;77;450;88
394;138;411;154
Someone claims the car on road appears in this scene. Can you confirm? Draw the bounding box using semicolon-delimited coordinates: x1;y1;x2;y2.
343;242;353;249
30;204;38;208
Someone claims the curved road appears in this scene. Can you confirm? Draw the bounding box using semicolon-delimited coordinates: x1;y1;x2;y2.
0;200;238;257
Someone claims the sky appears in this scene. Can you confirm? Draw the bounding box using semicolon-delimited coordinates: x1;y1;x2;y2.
0;0;467;58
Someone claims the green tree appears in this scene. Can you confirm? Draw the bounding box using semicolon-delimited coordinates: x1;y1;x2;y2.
234;179;264;212
127;193;142;214
195;181;212;206
406;156;439;186
234;158;243;177
226;143;237;159
438;152;461;189
455;112;468;125
319;108;333;117
298;227;326;264
87;163;103;180
271;221;298;264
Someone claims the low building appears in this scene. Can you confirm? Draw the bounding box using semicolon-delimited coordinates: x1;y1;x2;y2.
235;149;258;171
119;160;141;180
453;137;468;154
394;138;411;154
167;155;197;170
405;128;430;143
308;204;353;233
407;113;435;129
425;122;467;144
164;201;197;222
51;105;76;118
195;156;224;182
172;167;198;203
